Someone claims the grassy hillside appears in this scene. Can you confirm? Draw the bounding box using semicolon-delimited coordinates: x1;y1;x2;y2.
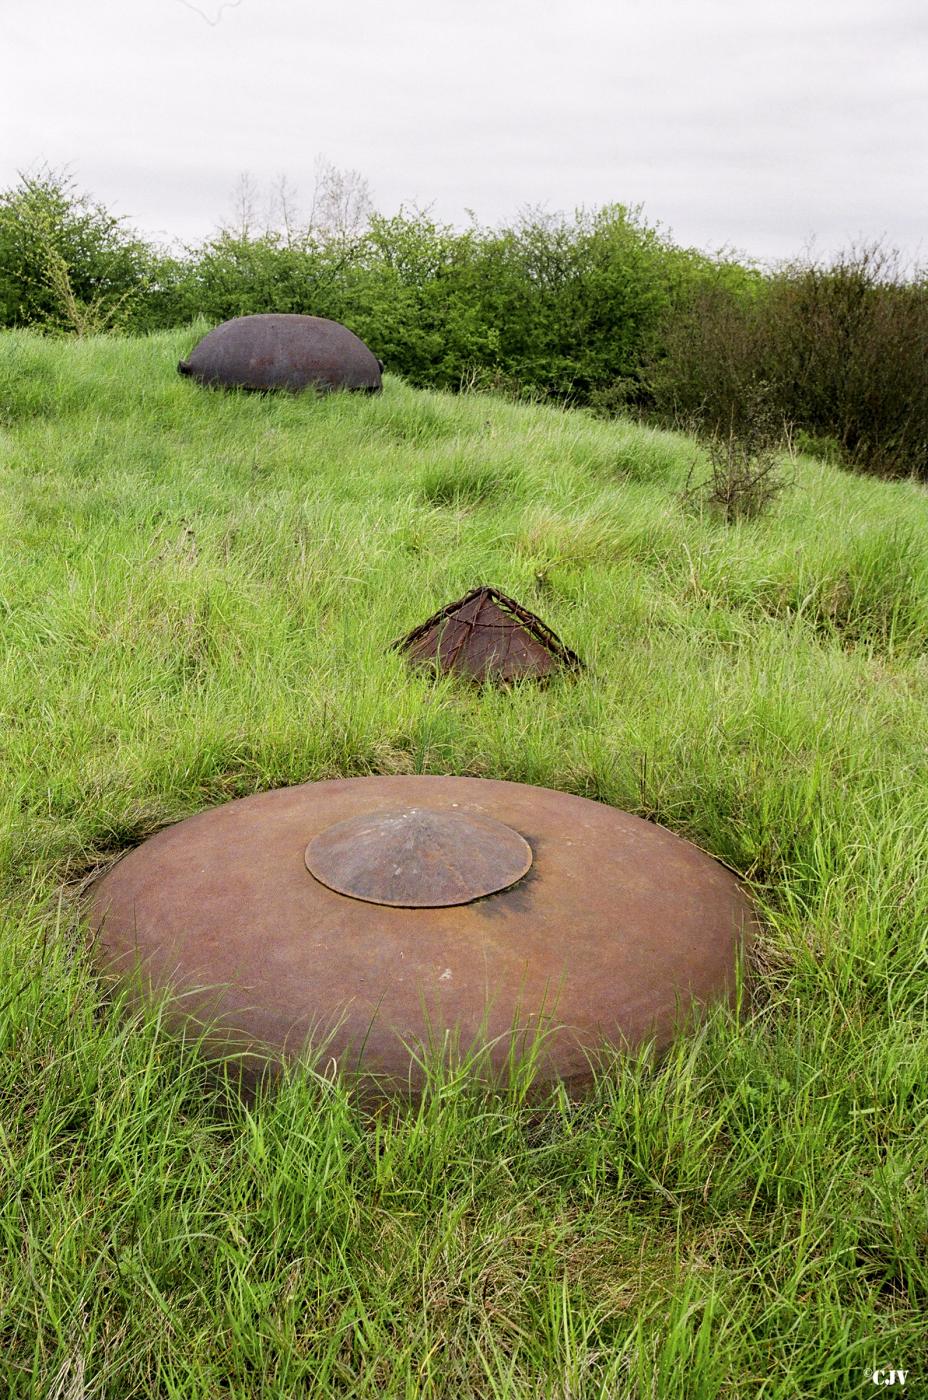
1;328;926;1397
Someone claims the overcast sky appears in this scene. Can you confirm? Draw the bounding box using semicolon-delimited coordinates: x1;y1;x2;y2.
3;0;926;265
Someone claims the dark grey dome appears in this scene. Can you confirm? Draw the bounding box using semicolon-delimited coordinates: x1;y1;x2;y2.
178;314;383;393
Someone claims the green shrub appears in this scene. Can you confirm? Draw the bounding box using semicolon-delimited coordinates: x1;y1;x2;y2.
681;387;792;524
768;246;928;479
0;168;157;334
650;244;928;480
156;230;350;327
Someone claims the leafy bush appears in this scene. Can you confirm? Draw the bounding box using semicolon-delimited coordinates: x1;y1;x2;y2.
651;245;928;480
681;388;791;523
0;169;157;334
768;246;928;479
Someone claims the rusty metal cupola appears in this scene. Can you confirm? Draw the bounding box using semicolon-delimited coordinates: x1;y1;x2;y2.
88;775;754;1095
178;314;383;393
395;587;583;682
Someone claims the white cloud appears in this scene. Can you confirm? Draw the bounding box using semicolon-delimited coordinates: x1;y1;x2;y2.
2;0;925;263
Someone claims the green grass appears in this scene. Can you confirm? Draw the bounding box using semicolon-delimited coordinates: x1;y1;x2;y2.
1;326;927;1398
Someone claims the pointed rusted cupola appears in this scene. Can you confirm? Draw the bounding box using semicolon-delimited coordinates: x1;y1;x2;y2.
394;586;583;682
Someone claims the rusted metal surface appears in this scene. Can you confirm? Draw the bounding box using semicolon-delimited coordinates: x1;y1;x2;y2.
305;806;533;907
177;314;383;393
395;587;583;682
87;776;754;1095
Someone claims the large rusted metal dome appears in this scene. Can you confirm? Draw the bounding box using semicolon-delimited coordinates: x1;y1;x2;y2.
88;776;754;1094
177;314;383;393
